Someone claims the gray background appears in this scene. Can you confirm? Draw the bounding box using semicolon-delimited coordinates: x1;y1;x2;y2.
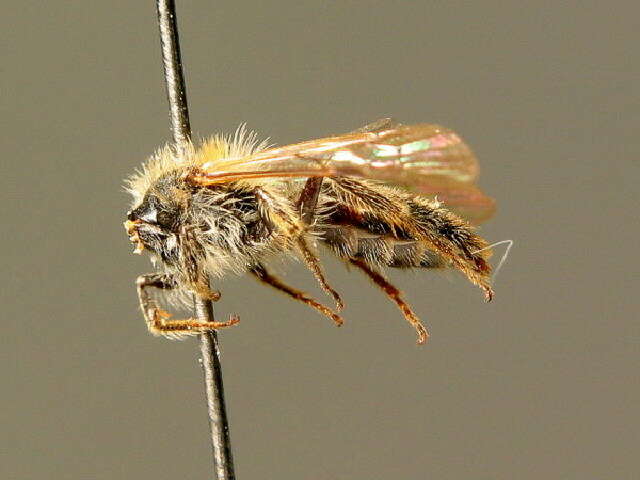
2;1;638;479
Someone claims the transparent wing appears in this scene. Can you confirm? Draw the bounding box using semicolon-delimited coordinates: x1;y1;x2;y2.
411;179;496;224
354;120;494;223
194;124;476;184
189;123;494;222
349;117;400;133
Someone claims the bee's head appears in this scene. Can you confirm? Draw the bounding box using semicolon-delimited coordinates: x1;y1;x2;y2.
124;178;186;262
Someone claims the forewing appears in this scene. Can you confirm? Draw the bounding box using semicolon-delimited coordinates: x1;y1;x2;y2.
191;123;494;223
354;120;494;223
349;117;400;133
197;124;480;187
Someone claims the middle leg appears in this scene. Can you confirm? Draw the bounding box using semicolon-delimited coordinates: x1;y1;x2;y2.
256;183;344;311
297;237;344;311
295;177;324;225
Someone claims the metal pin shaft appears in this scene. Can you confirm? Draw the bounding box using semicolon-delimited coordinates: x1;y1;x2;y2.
155;2;236;478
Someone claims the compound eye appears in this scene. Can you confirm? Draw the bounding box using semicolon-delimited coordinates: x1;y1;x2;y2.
127;194;179;230
127;195;159;224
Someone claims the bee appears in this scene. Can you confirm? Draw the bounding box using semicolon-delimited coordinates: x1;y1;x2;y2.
124;119;496;344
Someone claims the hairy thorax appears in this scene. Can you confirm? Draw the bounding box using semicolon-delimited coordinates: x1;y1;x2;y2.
127;170;283;279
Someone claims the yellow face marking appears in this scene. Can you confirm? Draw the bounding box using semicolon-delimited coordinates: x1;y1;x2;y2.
124;220;145;254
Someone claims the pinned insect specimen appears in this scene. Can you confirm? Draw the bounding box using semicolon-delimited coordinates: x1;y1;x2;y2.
124;119;496;344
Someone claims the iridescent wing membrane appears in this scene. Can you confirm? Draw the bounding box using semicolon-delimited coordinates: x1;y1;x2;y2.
190;124;495;223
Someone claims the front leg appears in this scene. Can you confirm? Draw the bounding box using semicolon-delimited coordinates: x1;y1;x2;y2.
178;225;222;302
136;273;239;339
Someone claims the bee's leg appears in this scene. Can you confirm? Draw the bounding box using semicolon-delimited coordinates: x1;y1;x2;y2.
177;226;222;302
191;277;222;302
283;179;345;309
296;177;323;225
250;263;343;326
297;237;344;311
347;259;429;345
136;274;239;339
255;185;344;311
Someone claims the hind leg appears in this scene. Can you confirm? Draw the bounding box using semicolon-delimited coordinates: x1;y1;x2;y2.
347;259;429;345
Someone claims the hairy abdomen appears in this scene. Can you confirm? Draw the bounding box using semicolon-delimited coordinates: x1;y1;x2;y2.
321;222;445;268
317;178;492;286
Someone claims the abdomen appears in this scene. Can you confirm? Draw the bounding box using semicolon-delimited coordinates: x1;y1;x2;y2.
316;177;492;285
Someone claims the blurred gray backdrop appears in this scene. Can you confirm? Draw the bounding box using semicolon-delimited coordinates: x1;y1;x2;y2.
2;1;638;479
